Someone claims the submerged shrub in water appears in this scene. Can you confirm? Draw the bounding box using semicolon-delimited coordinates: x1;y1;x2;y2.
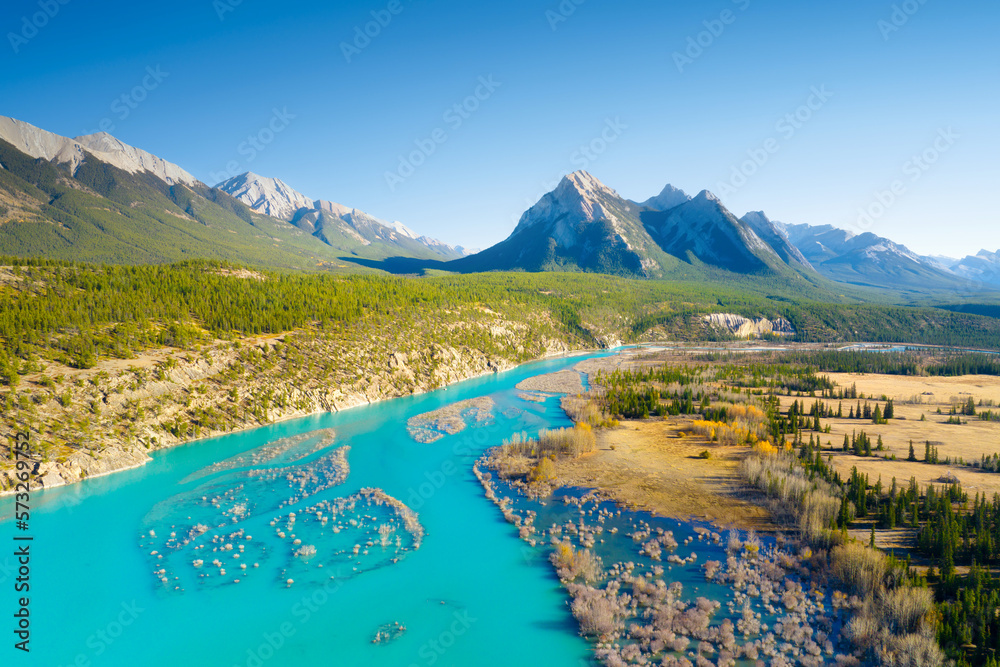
570;587;622;638
550;542;603;583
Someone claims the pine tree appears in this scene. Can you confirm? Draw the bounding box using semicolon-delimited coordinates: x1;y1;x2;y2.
908;440;916;461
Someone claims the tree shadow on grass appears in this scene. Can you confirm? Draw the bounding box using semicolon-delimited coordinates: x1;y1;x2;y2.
339;256;455;276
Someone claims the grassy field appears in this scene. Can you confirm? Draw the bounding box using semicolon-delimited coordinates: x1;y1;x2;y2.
777;373;1000;505
550;417;776;530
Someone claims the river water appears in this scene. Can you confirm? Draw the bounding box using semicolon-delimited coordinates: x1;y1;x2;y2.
3;353;613;667
3;345;866;667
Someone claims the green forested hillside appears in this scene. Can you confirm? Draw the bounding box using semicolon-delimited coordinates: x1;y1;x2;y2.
0;139;435;270
2;260;999;380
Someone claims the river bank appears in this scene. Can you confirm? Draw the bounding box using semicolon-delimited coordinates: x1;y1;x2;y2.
0;306;590;494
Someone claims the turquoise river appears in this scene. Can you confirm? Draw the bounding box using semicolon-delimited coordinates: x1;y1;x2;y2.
3;353;630;667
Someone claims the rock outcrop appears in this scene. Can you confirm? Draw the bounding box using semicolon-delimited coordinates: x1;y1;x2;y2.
703;313;796;338
33;446;151;490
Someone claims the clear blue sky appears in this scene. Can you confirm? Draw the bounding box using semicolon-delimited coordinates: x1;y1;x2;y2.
2;0;997;257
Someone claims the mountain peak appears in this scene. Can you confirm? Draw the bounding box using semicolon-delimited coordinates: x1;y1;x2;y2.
458;170;663;277
216;172;460;260
513;171;623;236
740;211;812;269
656;183;685;198
643;193;785;274
635;183;691;212
315;199;353;219
556;170;616;198
216;172;313;219
743;210;770;223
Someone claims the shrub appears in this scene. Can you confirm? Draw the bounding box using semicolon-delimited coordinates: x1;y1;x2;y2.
873;629;944;667
570;587;621;637
528;457;557;484
831;542;886;598
740;450;843;544
504;425;597;460
879;586;934;635
550;543;603;583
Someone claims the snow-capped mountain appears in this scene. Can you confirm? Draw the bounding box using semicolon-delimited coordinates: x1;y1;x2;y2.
945;249;1000;287
0;116;199;186
777;221;962;290
216;172;464;261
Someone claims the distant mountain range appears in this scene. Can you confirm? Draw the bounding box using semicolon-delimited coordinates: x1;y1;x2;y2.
0;115;994;295
924;249;1000;289
215;173;465;261
0;116;461;268
452;171;988;294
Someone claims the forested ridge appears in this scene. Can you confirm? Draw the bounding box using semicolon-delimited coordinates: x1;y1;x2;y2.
2;258;1000;379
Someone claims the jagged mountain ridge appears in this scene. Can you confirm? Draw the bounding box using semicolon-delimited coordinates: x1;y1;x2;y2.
451;171;676;277
454;172;801;279
640;190;787;274
0;116;464;266
0;113;991;293
451;171;989;295
775;220;965;290
216;172;464;261
944;249;1000;287
0;134;358;268
0;117;453;268
740;211;813;269
0;116;199;186
216;172;313;219
632;183;691;212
